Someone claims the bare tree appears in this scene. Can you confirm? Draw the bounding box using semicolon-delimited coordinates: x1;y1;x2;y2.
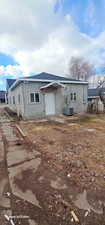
69;56;95;81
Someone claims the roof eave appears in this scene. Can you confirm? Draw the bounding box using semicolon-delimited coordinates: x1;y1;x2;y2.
88;96;99;98
10;78;88;90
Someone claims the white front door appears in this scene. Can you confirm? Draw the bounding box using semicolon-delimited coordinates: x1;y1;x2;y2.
45;92;55;115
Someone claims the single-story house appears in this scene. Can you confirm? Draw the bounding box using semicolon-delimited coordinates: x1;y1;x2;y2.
88;88;104;112
0;91;6;103
7;72;88;119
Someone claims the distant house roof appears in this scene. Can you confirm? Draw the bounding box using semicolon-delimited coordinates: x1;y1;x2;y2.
88;88;99;97
0;91;5;99
88;88;105;97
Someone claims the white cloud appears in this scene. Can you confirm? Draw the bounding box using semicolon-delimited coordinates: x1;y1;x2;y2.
85;0;96;27
0;0;105;78
0;65;23;78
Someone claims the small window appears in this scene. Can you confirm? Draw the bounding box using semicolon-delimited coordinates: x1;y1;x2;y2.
18;94;20;104
13;96;15;104
30;93;34;102
74;93;76;101
70;93;73;101
30;93;40;103
35;93;39;102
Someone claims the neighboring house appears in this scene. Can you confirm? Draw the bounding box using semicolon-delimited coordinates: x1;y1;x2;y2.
88;88;99;102
88;88;104;112
7;72;88;119
0;91;6;103
6;79;16;103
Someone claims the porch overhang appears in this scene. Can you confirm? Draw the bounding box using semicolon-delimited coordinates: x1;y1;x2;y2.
40;81;65;91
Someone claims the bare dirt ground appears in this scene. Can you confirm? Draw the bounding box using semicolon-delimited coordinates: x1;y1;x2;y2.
20;116;105;191
0;106;105;225
18;114;105;225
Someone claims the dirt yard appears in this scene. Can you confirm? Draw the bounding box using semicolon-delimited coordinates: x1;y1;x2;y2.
20;115;105;191
17;114;105;225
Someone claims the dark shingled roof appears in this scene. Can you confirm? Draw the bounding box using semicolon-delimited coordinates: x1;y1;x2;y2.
88;88;99;97
88;88;105;97
26;72;81;82
0;91;5;99
7;72;87;90
7;79;16;88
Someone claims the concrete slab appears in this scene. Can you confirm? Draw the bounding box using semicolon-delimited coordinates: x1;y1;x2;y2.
8;158;41;207
2;124;18;142
0;178;11;208
7;145;34;167
74;190;103;214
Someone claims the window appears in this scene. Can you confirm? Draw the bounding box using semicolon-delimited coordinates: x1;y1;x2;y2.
70;93;73;100
18;94;21;104
35;93;39;102
30;93;34;102
74;93;76;101
70;93;76;101
30;93;40;103
13;96;15;104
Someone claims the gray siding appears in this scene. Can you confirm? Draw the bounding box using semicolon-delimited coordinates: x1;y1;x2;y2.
62;84;87;113
8;81;88;119
23;82;46;118
8;83;25;117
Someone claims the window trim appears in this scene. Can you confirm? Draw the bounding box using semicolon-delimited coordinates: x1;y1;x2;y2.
30;92;40;104
74;93;76;101
30;93;35;103
70;92;77;101
70;93;73;101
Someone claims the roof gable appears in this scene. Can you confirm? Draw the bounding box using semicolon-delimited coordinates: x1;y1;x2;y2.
7;79;16;89
27;72;81;82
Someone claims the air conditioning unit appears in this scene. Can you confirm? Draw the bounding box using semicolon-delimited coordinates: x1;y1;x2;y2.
63;107;74;116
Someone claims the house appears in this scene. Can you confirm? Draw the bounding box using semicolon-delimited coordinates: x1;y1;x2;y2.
7;72;88;119
6;79;16;104
0;91;6;103
88;88;104;112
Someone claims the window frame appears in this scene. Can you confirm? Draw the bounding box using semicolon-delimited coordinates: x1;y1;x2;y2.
30;92;40;104
70;93;73;101
74;93;76;101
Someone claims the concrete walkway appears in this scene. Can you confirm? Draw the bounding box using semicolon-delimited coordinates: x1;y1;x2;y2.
1;121;44;225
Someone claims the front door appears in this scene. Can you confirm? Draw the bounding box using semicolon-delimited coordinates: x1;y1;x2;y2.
45;92;55;115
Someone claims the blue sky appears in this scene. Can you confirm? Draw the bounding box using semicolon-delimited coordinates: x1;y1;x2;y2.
0;0;105;90
56;0;105;36
0;54;16;66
